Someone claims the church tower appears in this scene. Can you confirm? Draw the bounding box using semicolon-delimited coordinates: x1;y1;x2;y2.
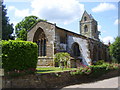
80;11;100;40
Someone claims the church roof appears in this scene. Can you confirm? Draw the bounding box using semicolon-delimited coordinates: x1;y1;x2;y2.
28;18;104;44
89;14;94;19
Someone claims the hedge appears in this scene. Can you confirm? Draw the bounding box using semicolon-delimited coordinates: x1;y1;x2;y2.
2;40;38;72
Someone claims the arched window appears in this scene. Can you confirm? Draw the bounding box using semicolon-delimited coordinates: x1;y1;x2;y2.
33;28;46;56
72;42;80;57
84;25;88;32
84;17;87;21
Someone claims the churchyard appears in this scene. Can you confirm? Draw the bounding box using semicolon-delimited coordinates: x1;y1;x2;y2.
1;40;120;88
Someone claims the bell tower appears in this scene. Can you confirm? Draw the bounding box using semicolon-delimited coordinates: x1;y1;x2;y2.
80;11;100;40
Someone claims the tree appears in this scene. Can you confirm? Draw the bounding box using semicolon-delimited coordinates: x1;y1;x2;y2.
109;37;120;63
2;2;14;40
15;16;46;41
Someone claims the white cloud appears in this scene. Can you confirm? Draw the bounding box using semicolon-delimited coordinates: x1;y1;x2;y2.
14;9;30;17
7;6;31;18
102;36;114;44
8;6;16;11
7;0;84;24
30;0;84;24
92;3;116;12
114;19;120;25
98;25;106;33
98;25;101;31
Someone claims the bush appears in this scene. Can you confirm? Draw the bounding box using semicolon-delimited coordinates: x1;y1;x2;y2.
70;63;120;77
54;52;70;68
2;40;38;72
70;66;92;75
94;60;105;65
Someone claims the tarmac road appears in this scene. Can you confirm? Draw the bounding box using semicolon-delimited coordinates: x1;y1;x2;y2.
62;76;119;88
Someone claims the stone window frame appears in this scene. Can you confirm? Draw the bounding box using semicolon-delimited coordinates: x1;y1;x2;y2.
33;27;47;57
84;25;88;32
84;17;87;21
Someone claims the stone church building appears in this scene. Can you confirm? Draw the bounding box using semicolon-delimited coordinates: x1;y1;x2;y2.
27;11;110;67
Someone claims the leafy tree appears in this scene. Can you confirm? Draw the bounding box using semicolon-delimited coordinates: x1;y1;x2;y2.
109;37;120;63
15;16;46;41
2;2;14;40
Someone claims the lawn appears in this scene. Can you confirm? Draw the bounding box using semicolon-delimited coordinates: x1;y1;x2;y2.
36;67;76;73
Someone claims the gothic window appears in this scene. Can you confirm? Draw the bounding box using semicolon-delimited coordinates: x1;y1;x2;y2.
43;39;46;56
84;25;88;32
84;17;87;21
33;28;46;56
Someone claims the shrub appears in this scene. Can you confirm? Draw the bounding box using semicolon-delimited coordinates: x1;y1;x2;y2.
94;60;105;65
2;40;38;72
70;66;92;75
54;52;70;68
70;63;120;77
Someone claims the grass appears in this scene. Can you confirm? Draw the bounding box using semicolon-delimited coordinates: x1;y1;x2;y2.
36;67;76;73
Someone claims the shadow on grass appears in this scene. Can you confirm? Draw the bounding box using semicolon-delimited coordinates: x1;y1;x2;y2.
37;70;54;73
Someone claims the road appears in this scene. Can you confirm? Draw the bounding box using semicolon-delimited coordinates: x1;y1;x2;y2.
62;77;119;88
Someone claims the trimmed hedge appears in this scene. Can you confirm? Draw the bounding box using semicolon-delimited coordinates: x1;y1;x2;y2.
2;40;38;72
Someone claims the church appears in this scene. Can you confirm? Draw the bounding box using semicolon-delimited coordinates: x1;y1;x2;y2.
27;11;111;67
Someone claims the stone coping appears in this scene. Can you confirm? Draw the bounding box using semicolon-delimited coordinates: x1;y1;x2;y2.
38;57;53;59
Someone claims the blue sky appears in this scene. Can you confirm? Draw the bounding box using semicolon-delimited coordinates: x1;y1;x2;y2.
4;0;119;44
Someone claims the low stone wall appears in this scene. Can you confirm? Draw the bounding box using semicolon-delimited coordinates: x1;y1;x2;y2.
2;69;119;88
37;57;54;66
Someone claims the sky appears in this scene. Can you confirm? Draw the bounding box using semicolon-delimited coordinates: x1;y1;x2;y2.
4;0;119;44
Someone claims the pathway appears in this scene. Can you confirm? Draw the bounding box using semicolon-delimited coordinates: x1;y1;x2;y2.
62;77;119;88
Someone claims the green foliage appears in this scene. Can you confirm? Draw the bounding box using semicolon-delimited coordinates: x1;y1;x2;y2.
94;60;105;65
70;67;91;75
70;63;119;77
15;15;47;41
109;37;120;63
2;2;14;40
2;40;38;72
54;52;70;67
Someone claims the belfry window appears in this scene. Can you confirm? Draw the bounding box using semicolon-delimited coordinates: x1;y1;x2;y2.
84;17;87;21
84;25;88;32
95;25;97;33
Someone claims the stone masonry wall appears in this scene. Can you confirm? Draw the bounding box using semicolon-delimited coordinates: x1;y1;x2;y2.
27;21;56;66
2;69;119;88
67;35;91;66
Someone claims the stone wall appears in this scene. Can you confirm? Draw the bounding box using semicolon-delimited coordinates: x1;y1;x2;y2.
27;21;56;66
2;69;119;88
67;35;91;66
37;57;54;66
88;39;111;63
